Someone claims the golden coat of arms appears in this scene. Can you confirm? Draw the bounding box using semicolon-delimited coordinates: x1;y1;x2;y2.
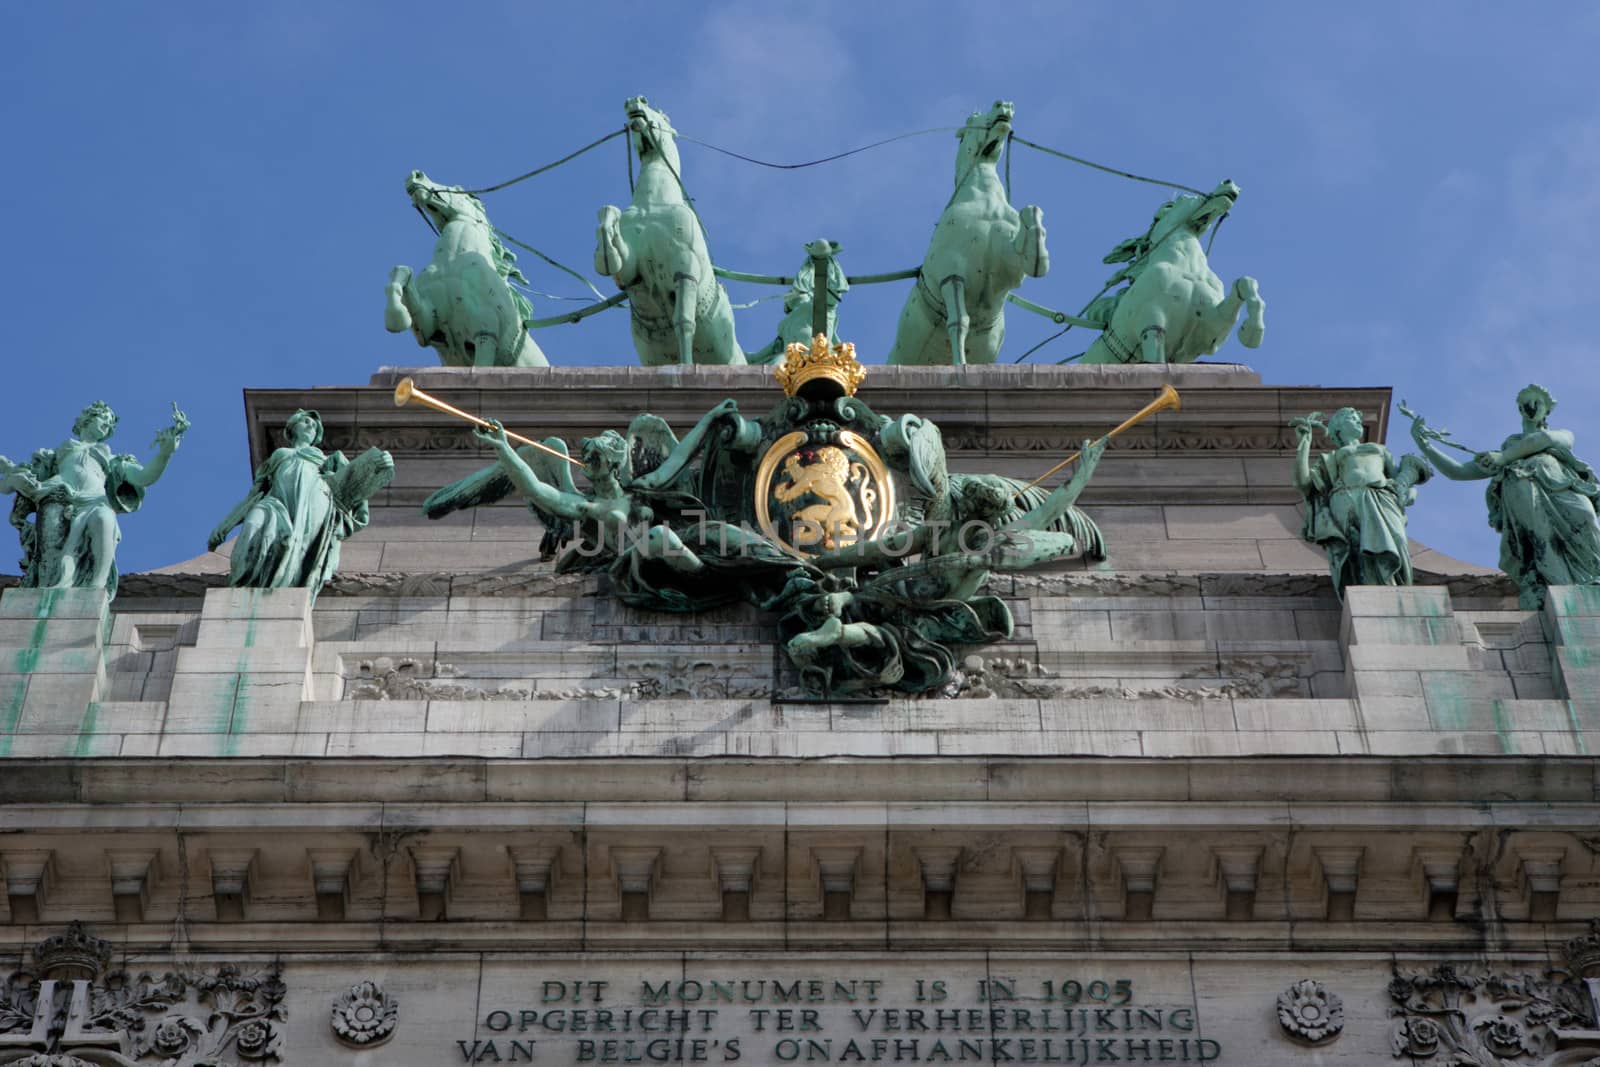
755;430;895;557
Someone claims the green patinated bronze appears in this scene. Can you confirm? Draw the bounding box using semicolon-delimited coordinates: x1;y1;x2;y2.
887;102;1048;367
749;240;847;365
209;411;395;603
1078;181;1265;364
386;170;550;368
1406;386;1600;609
424;365;1108;697
595;97;745;366
0;402;189;596
1292;407;1431;599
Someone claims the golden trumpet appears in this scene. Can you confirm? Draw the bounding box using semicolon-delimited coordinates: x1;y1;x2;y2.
1016;384;1180;495
392;377;584;468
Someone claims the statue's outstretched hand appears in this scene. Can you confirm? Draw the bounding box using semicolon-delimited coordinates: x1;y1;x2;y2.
154;403;191;453
474;418;511;448
1078;437;1107;477
207;522;233;553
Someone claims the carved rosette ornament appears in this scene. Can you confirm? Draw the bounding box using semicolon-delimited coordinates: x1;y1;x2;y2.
330;981;398;1048
1276;979;1343;1044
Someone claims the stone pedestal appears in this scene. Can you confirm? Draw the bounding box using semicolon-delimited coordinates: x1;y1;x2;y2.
1543;585;1600;705
166;587;314;741
0;587;110;754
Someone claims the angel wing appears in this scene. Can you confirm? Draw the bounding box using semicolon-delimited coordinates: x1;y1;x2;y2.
421;437;579;559
626;414;679;482
882;415;949;505
955;473;1107;561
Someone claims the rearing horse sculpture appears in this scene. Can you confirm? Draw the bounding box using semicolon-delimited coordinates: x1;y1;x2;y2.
1079;180;1265;364
595;97;744;366
887;101;1048;366
384;171;548;368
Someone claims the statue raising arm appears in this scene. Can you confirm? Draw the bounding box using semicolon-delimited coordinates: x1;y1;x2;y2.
1007;438;1107;533
113;404;191;493
1403;404;1491;481
475;419;593;522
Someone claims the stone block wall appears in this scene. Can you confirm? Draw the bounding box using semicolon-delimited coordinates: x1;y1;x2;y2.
1;571;1592;760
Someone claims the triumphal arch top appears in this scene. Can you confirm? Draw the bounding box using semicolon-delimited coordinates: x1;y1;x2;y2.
2;96;1598;1066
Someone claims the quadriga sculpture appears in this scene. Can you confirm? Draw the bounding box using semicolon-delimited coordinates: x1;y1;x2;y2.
385;171;549;368
595;96;744;366
209;410;395;603
0;401;188;595
887;101;1048;366
1407;386;1600;609
1079;180;1265;364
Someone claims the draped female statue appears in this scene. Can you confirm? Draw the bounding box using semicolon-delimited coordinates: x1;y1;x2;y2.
209;410;394;602
1408;385;1600;608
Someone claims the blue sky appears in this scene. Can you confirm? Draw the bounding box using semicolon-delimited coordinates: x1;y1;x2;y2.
4;3;1598;574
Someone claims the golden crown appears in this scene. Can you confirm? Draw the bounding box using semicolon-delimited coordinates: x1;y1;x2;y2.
773;334;867;398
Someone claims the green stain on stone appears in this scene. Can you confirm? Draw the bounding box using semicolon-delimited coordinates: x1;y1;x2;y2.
1489;699;1517;754
225;609;259;755
75;701;101;757
0;677;26;757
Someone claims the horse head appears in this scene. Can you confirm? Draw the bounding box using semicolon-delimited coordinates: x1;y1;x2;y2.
405;170;487;229
953;100;1015;187
625;96;682;174
1147;179;1239;249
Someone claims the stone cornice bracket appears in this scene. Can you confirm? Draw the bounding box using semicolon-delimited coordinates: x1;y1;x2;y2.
33;921;112;982
609;847;663;922
408;846;462;921
1410;847;1462;921
1314;845;1363;921
1212;846;1263;920
2;850;56;924
914;847;964;920
509;846;563;920
1011;847;1063;920
711;847;762;896
106;849;158;923
812;846;863;921
712;847;762;922
307;848;358;921
1113;846;1164;921
207;848;258;922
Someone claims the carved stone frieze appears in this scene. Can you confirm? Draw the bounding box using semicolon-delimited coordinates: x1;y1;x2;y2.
0;929;285;1067
944;653;1304;700
1388;963;1600;1063
347;650;773;702
1276;978;1343;1044
330;980;397;1049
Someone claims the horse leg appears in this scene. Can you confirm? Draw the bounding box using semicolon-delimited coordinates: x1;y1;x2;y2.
594;205;633;284
1233;276;1266;348
673;272;698;365
1138;322;1167;363
1013;205;1050;278
472;332;500;368
940;274;970;366
384;266;414;334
